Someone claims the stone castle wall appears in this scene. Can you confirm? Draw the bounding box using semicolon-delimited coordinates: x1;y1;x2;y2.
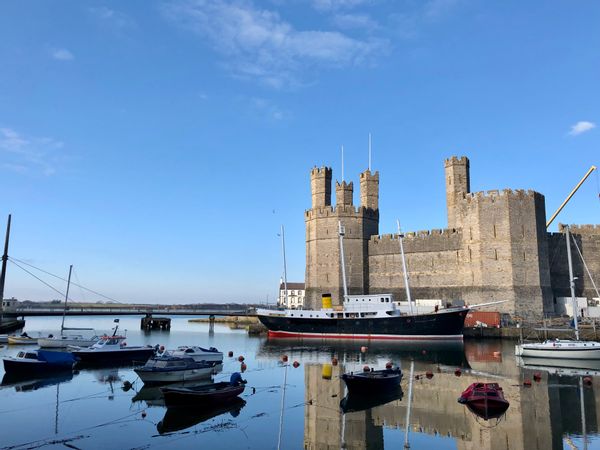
304;157;600;318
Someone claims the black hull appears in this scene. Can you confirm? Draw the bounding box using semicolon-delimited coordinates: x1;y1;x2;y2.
3;359;73;376
0;318;25;333
258;309;468;340
73;348;155;366
341;369;402;394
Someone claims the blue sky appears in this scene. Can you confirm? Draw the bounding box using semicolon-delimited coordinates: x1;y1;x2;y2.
0;0;598;304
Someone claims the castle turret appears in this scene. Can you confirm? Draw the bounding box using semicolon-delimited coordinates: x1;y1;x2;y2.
336;181;353;206
445;156;470;229
360;170;379;211
311;167;332;209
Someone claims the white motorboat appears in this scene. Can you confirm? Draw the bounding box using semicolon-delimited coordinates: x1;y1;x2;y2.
167;346;223;363
38;333;101;349
515;225;600;360
515;339;600;359
134;355;223;384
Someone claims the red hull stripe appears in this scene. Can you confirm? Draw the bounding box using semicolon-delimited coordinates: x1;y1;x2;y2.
267;330;463;341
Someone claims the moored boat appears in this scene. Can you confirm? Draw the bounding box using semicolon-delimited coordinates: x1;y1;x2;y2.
457;382;510;420
167;346;223;363
39;333;100;349
3;349;77;375
134;355;223;385
160;372;246;407
7;334;37;345
341;367;403;394
71;334;155;365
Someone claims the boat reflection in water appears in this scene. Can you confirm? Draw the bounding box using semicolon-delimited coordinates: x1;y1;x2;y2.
1;371;75;392
156;397;246;434
517;356;600;376
340;388;403;414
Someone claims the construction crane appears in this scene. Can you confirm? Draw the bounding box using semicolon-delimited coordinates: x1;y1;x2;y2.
546;165;597;228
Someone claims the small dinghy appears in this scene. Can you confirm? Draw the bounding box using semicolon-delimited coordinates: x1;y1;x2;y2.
134;355;222;385
457;382;510;420
3;350;77;376
341;368;402;394
167;346;223;363
160;372;246;407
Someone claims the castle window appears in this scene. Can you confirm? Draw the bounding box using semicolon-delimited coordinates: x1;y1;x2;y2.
381;298;384;302
494;249;498;260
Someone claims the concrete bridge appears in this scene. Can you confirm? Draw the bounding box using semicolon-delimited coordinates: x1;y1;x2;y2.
15;306;256;317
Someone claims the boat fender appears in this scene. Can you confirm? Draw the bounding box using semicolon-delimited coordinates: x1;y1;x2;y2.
292;361;300;368
363;365;370;372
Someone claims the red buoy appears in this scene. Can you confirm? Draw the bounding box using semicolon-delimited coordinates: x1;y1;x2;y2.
584;376;593;385
159;345;165;352
385;362;393;369
241;362;247;372
238;356;245;362
282;355;288;362
360;346;368;353
363;365;370;372
292;361;300;368
415;375;421;380
533;372;542;382
331;357;338;366
523;379;532;387
228;351;234;357
454;369;462;377
426;371;434;379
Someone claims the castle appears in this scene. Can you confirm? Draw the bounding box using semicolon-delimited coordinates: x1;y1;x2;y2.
304;156;600;319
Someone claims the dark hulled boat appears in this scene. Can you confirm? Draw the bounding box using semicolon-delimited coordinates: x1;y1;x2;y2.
160;372;246;407
458;382;510;420
257;221;469;341
71;334;155;366
341;368;402;394
3;350;77;376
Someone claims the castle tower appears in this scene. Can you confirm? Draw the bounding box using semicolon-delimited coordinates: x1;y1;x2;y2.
336;181;353;206
360;170;379;211
305;168;379;309
445;156;470;229
311;167;332;209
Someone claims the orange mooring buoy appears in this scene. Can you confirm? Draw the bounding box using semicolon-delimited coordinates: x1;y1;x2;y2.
228;351;234;357
282;355;288;362
454;369;462;377
241;362;247;372
363;365;370;372
385;362;393;369
523;379;532;387
292;361;300;368
426;371;434;379
238;355;245;362
331;357;338;366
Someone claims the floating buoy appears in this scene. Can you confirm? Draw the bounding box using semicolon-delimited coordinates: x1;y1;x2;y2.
238;356;245;362
228;351;234;357
385;362;393;369
159;345;165;352
454;369;462;377
360;346;368;353
241;362;247;372
533;372;542;382
415;375;421;380
293;361;300;368
584;376;593;385
252;387;256;394
426;371;434;379
282;355;288;362
363;365;370;372
493;351;501;357
523;379;532;387
331;357;338;366
122;380;132;391
141;411;147;418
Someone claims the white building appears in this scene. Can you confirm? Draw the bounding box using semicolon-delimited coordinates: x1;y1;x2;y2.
278;282;305;309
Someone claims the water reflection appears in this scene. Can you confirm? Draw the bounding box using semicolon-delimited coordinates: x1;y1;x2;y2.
1;371;75;391
156;398;246;434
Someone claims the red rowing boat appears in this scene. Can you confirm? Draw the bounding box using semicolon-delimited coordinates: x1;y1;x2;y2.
458;382;509;420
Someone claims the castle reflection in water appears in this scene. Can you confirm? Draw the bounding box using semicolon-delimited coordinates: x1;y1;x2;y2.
278;339;598;450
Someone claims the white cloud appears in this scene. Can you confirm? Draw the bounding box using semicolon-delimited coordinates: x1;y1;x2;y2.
0;128;64;176
569;121;596;136
332;13;378;31
51;48;74;61
163;0;387;88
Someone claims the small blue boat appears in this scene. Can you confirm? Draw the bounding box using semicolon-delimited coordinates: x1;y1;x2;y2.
2;350;77;376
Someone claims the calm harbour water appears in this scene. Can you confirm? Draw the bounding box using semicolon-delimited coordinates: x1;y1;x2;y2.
0;316;599;450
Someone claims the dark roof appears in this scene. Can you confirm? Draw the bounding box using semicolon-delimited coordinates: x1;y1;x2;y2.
279;282;305;290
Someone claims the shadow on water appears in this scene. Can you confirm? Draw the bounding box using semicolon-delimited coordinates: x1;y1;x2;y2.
156;397;246;434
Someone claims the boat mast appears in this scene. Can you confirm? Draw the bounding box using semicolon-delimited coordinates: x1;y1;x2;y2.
566;225;580;340
0;214;11;323
60;265;73;335
397;220;414;315
338;221;349;300
280;225;288;309
403;359;415;449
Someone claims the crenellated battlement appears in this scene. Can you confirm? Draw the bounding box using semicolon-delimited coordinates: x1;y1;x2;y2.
305;205;378;219
310;166;332;176
459;188;542;203
558;223;600;235
444;156;469;167
368;227;463;254
360;170;379;180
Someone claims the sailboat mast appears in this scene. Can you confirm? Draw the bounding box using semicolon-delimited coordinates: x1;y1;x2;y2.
397;220;414;315
61;265;73;334
0;214;12;322
566;225;580;340
280;225;288;308
403;360;415;449
338;221;348;300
